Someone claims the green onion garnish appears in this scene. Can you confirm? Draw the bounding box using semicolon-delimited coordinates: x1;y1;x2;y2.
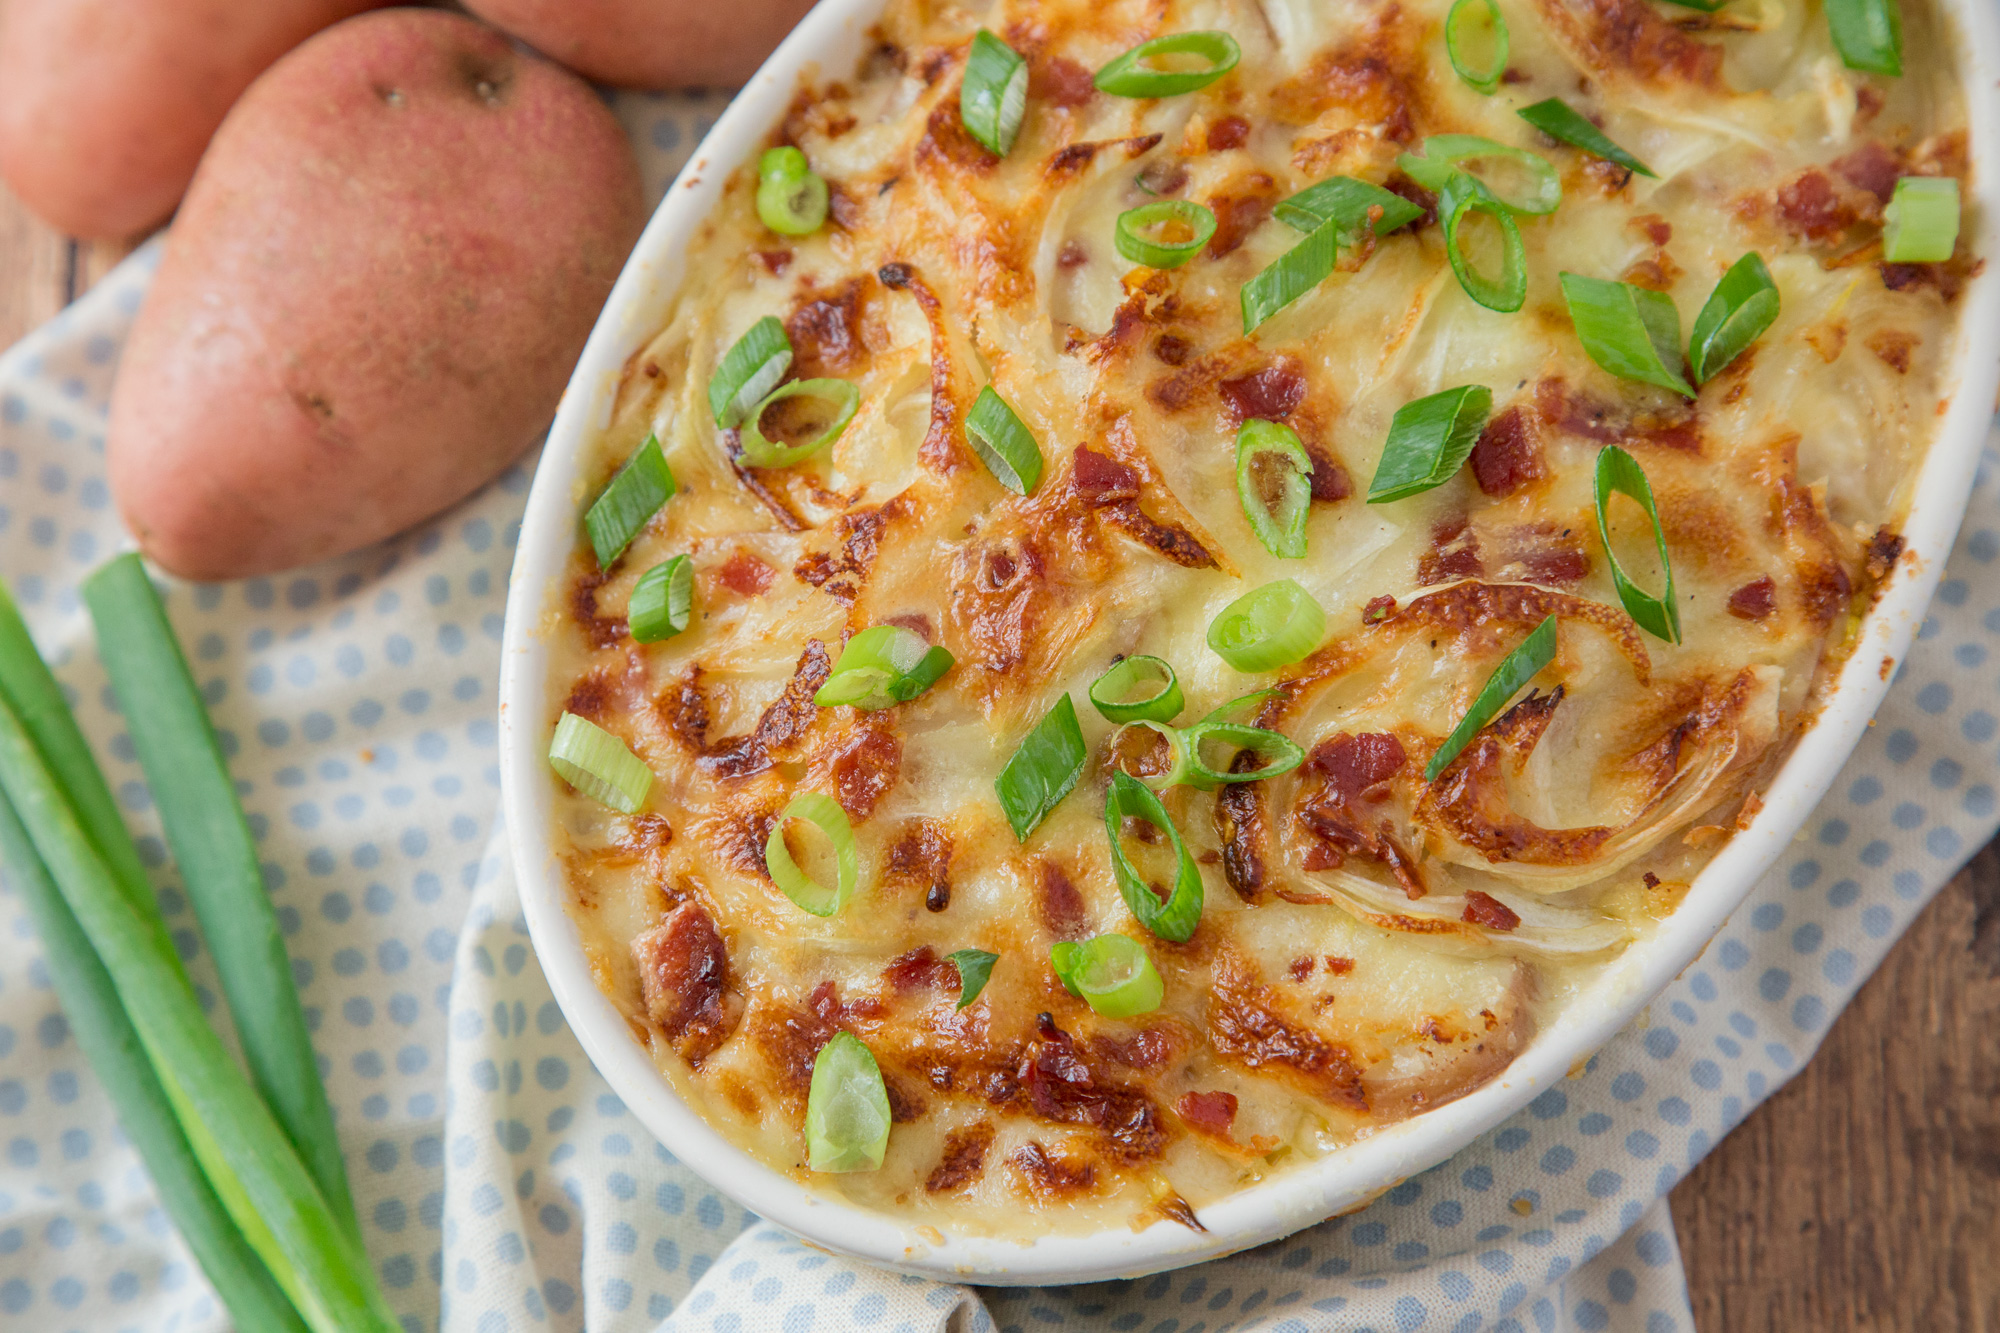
1103;770;1204;941
995;693;1087;841
1826;0;1902;75
737;377;860;468
1201;688;1280;727
708;315;793;429
1181;720;1305;788
1089;655;1184;724
804;1032;891;1172
1560;272;1694;398
755;146;829;236
1400;136;1561;216
1093;31;1241;97
1593;446;1681;644
814;625;954;710
766;792;859;916
549;712;654;814
1445;0;1510;94
628;554;695;644
82;557;359;1242
948;949;999;1008
1236;419;1314;558
1367;384;1493;503
1242;215;1340;334
965;385;1045;495
1115;719;1193;789
1515;98;1656;178
1688;253;1780;385
1424;614;1558;781
1050;934;1165;1018
1206;578;1327;672
961;29;1028;157
1438;173;1527;312
584;435;676;569
1115;199;1218;268
1274;175;1426;237
1882;176;1960;262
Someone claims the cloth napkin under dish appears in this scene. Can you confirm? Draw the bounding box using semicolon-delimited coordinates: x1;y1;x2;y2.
0;88;1995;1333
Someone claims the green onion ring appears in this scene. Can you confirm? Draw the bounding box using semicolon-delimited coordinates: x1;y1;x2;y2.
948;949;998;1008
549;712;654;814
1089;656;1184;724
1438;174;1527;312
1111;720;1193;790
765;792;860;917
1882;176;1960;263
1826;0;1902;75
805;1032;892;1172
960;28;1029;156
1688;252;1780;384
1094;31;1241;98
1115;199;1217;269
1050;934;1165;1018
1206;579;1327;672
708;315;793;429
737;377;861;468
1236;419;1314;558
1181;721;1306;789
1274;175;1426;237
1424;614;1559;781
814;625;955;710
628;554;695;644
965;385;1045;495
1242;214;1341;334
1593;446;1681;644
1201;688;1281;727
1445;0;1510;94
1400;136;1562;216
755;146;829;236
1102;770;1205;941
1515;98;1656;179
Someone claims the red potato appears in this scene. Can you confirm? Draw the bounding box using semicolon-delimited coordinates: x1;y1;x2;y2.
463;0;817;89
108;8;646;580
0;0;391;239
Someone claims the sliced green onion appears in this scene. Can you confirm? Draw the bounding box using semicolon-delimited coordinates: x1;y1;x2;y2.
961;29;1028;157
1182;721;1305;788
1242;215;1340;334
1827;0;1902;76
1206;579;1326;672
1115;719;1193;790
83;557;358;1241
628;554;695;644
1688;253;1780;384
1274;175;1426;237
1882;176;1960;262
1423;614;1558;781
1438;173;1527;312
1516;98;1655;178
1236;419;1313;559
1658;0;1726;10
755;146;829;236
965;385;1045;495
1050;934;1165;1018
805;1032;891;1172
1593;446;1681;644
1201;688;1280;726
708;315;793;428
584;435;676;569
1103;770;1204;941
1445;0;1510;94
766;791;860;917
1094;31;1241;97
549;712;654;814
1400;136;1561;216
995;693;1087;841
738;377;860;468
1089;656;1184;724
814;626;954;709
1367;385;1493;503
1560;272;1694;398
1115;199;1217;268
948;949;999;1009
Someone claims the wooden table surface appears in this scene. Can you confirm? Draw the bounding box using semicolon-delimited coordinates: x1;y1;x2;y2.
3;181;1998;1331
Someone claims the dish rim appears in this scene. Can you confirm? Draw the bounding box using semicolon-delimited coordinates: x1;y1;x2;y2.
499;0;2000;1284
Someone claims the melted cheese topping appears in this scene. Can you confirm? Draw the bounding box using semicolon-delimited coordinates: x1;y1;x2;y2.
546;0;1970;1236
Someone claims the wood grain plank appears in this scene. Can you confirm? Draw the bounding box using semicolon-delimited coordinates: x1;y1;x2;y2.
0;185;73;351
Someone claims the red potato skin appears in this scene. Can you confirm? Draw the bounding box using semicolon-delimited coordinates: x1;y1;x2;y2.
0;0;391;239
107;8;645;580
463;0;817;89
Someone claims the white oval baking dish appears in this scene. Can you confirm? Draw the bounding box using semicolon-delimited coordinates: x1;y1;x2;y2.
500;0;2000;1284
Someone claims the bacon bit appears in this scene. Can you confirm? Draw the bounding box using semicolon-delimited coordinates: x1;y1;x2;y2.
633;902;737;1062
1090;1021;1194;1071
1218;360;1307;424
756;249;793;275
1865;527;1905;582
1017;1015;1167;1161
786;280;868;378
1417;516;1485;586
1302;442;1352;502
1866;329;1918;373
824;727;901;821
1363;594;1398;624
1207;115;1252;151
1775;170;1860;242
1461;890;1521;931
1535;378;1701;452
1057;241;1089;269
1030;54;1097;107
1325;956;1355;975
825;185;865;231
918;98;998;170
1072;447;1143;502
1153;334;1193;365
1036;862;1090;940
1622;254;1682;292
925;1123;995;1192
885;817;953;911
1174;1090;1238;1136
1383;174;1437;229
1309;732;1409;803
884;945;959;993
1834;140;1902;203
1010;1141;1097;1196
1287;956;1315;982
1556;0;1724;86
1629;214;1673;247
569;567;628;650
1494;524;1589;589
715;551;775;597
1207;964;1368;1110
1204;173;1280;258
1643;871;1662;889
1469;406;1545;498
1727;576;1777;620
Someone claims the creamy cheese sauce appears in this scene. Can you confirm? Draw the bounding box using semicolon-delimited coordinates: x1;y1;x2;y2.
544;0;1970;1236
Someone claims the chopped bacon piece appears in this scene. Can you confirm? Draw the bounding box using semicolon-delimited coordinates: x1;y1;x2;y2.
1174;1090;1238;1136
786;280;868;377
1417;517;1484;585
1325;956;1355;975
1469;406;1544;497
1030;54;1097;107
756;249;793;275
1363;594;1398;624
925;1123;995;1192
1204;173;1279;258
1287;956;1315;982
1728;577;1776;621
1090;1021;1193;1071
1834;141;1901;203
1017;1015;1167;1161
1309;732;1409;804
1036;861;1090;939
1153;334;1193;365
1462;890;1521;931
1218;360;1307;424
1072;447;1142;502
632;902;736;1062
1057;240;1089;269
716;551;774;596
1866;527;1905;582
1562;0;1723;86
1775;170;1858;242
825;727;901;821
884;945;959;993
1207;116;1251;152
1303;442;1352;502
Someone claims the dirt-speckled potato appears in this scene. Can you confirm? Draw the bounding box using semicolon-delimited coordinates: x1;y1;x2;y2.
107;8;645;580
463;0;816;89
0;0;390;239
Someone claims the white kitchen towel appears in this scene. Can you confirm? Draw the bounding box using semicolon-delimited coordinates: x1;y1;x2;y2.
0;86;1993;1333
